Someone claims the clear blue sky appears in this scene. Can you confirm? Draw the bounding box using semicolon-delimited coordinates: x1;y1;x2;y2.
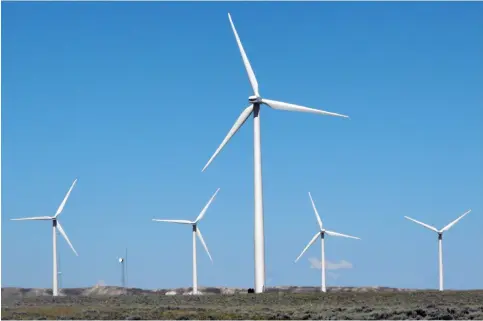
2;2;482;291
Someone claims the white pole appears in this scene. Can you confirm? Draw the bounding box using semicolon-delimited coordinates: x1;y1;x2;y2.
253;104;266;294
438;234;443;291
321;232;326;293
58;232;62;291
52;220;58;296
192;225;198;295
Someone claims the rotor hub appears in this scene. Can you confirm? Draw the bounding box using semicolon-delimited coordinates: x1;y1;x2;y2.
249;95;261;104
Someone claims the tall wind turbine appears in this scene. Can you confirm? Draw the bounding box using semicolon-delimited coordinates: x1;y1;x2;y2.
201;13;349;294
404;209;472;291
11;178;79;297
294;192;360;293
152;188;220;295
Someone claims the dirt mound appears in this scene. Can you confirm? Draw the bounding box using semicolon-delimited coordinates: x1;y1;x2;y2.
81;285;127;296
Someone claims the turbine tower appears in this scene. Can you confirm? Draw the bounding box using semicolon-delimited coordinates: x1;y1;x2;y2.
152;188;220;295
58;240;63;291
294;192;360;293
118;257;126;289
11;178;79;297
201;13;349;294
404;209;472;291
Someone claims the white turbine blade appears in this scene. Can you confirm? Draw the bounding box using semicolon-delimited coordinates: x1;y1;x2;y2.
201;105;254;172
404;216;439;233
56;222;78;256
227;13;259;97
152;219;193;225
325;230;361;240
11;216;53;221
195;188;221;223
294;232;320;263
440;209;472;233
261;99;349;118
196;227;213;263
308;192;323;230
55;178;78;217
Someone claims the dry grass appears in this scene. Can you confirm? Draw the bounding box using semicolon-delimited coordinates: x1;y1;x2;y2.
2;290;483;320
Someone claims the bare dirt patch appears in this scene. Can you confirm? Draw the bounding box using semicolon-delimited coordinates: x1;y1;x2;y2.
2;287;482;320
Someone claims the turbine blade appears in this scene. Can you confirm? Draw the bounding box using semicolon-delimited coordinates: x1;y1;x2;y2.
325;230;361;240
196;227;213;263
201;105;254;172
227;13;259;97
55;178;78;217
56;222;78;256
261;99;349;118
152;219;193;225
195;188;221;223
11;216;53;221
294;232;320;263
440;209;472;233
308;192;323;230
404;216;439;233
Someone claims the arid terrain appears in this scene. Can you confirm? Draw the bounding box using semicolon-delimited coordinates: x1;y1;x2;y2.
2;286;483;320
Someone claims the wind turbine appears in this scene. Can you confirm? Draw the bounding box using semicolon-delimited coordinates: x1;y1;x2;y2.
201;13;349;294
404;209;472;291
11;178;79;297
294;192;360;293
152;188;220;295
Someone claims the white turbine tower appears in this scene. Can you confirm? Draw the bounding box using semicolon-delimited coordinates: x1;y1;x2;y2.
201;13;349;294
404;209;472;291
152;188;220;295
11;178;79;297
294;192;360;293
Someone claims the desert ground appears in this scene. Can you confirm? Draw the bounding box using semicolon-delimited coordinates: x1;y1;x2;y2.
2;286;483;320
